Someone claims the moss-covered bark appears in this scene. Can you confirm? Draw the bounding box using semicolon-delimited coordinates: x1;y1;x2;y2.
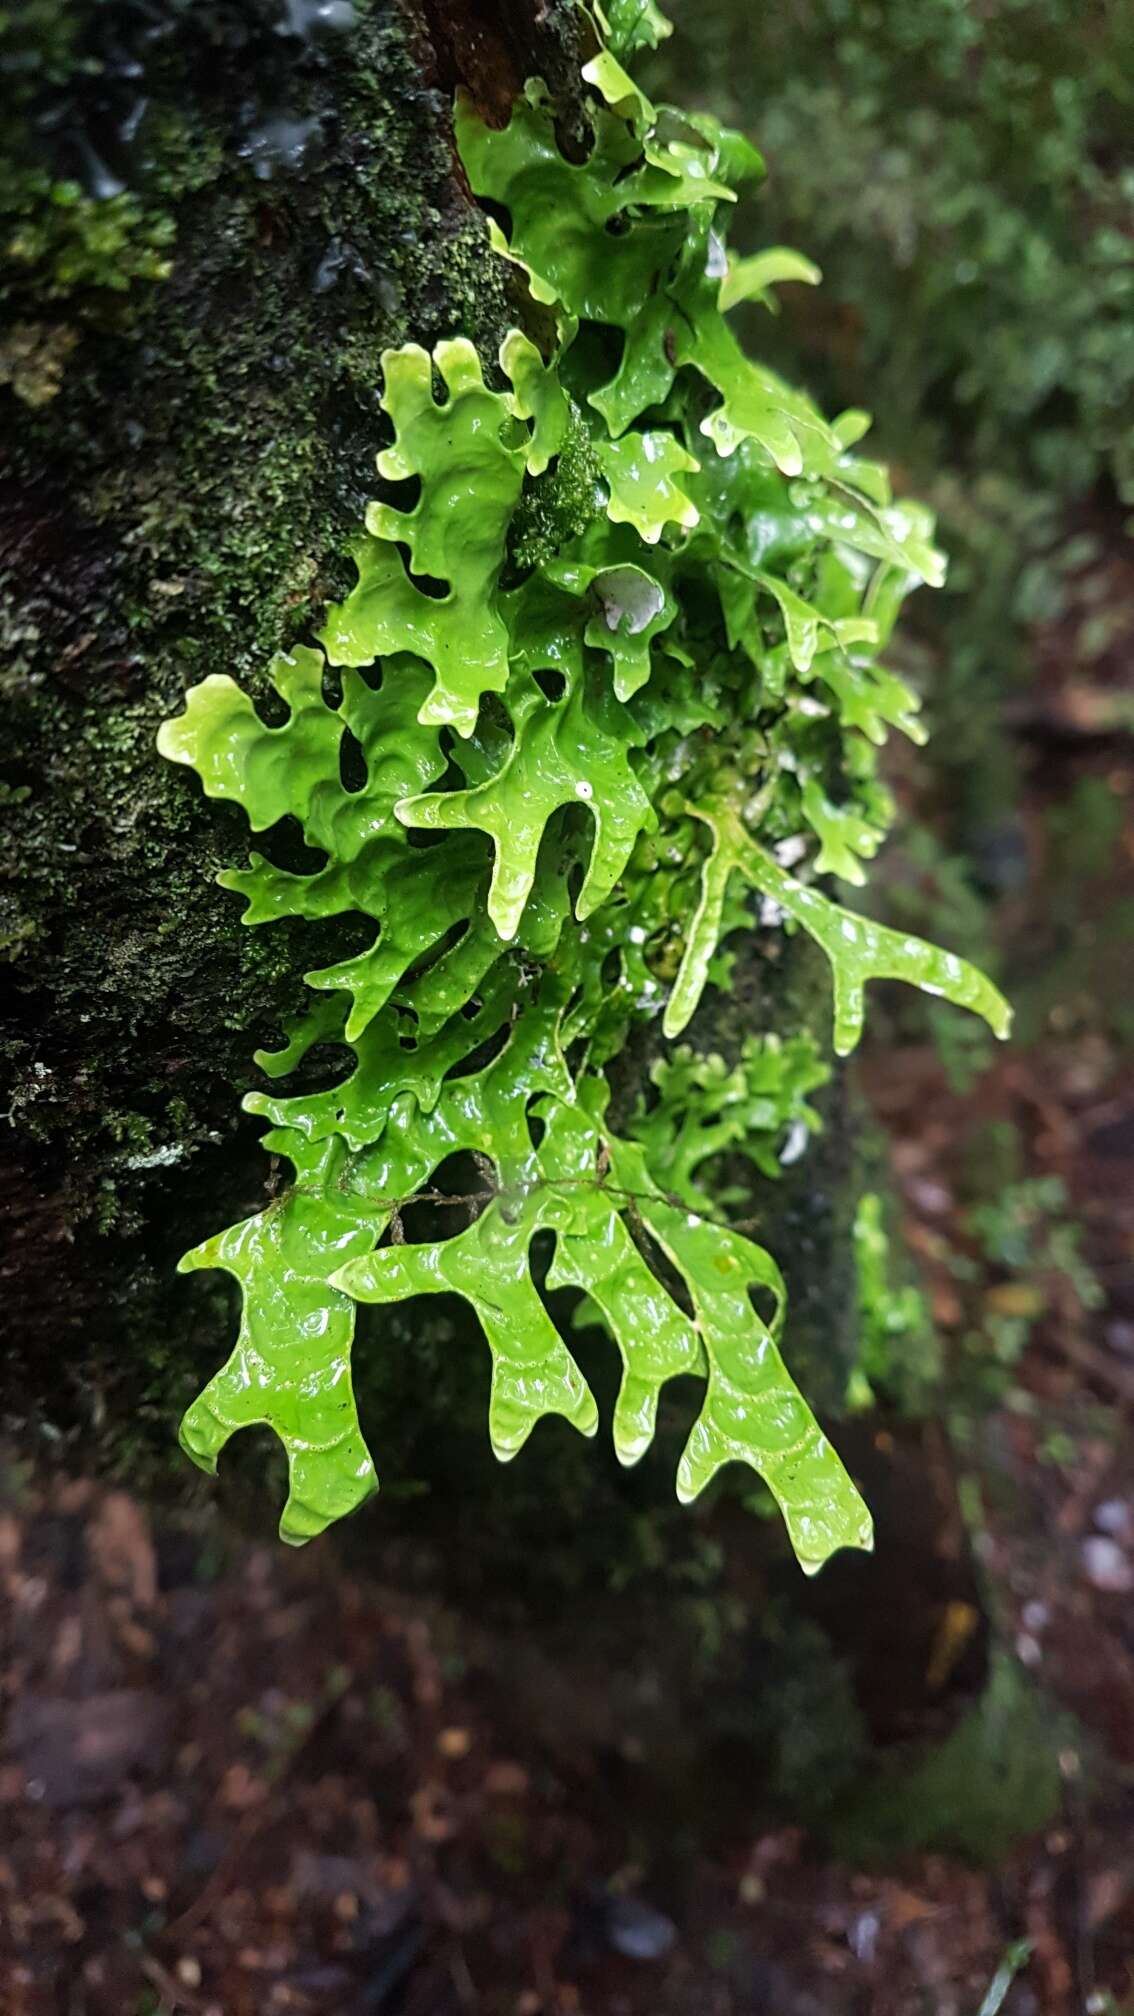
0;0;587;1445
2;0;859;1573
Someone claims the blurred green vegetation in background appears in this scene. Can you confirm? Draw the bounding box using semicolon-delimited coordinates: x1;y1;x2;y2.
651;0;1134;940
654;0;1134;496
651;0;1134;1494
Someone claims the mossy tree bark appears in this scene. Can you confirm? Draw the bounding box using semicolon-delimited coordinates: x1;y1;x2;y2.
2;0;857;1574
1;0;586;1445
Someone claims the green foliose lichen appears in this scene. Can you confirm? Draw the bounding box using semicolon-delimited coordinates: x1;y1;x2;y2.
849;1190;936;1409
629;1033;831;1214
157;6;1009;1574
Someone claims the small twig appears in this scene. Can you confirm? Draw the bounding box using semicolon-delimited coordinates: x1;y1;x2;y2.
974;1940;1033;2016
448;1941;479;2010
1055;1433;1129;1539
1043;1327;1134;1409
313;1170;768;1246
138;1954;206;2015
1060;1747;1095;2016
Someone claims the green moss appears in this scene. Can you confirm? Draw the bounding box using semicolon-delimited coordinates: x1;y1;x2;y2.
1;0;566;1366
0;318;79;405
4;179;175;299
510;399;604;570
833;1653;1072;1863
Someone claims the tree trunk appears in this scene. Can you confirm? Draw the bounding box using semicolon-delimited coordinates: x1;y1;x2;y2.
1;0;857;1582
1;0;575;1416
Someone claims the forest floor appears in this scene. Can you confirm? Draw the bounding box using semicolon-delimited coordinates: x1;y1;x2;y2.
0;1383;1128;2016
3;529;1134;2016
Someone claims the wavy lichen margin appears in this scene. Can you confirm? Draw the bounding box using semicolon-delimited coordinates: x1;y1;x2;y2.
156;4;1009;1575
